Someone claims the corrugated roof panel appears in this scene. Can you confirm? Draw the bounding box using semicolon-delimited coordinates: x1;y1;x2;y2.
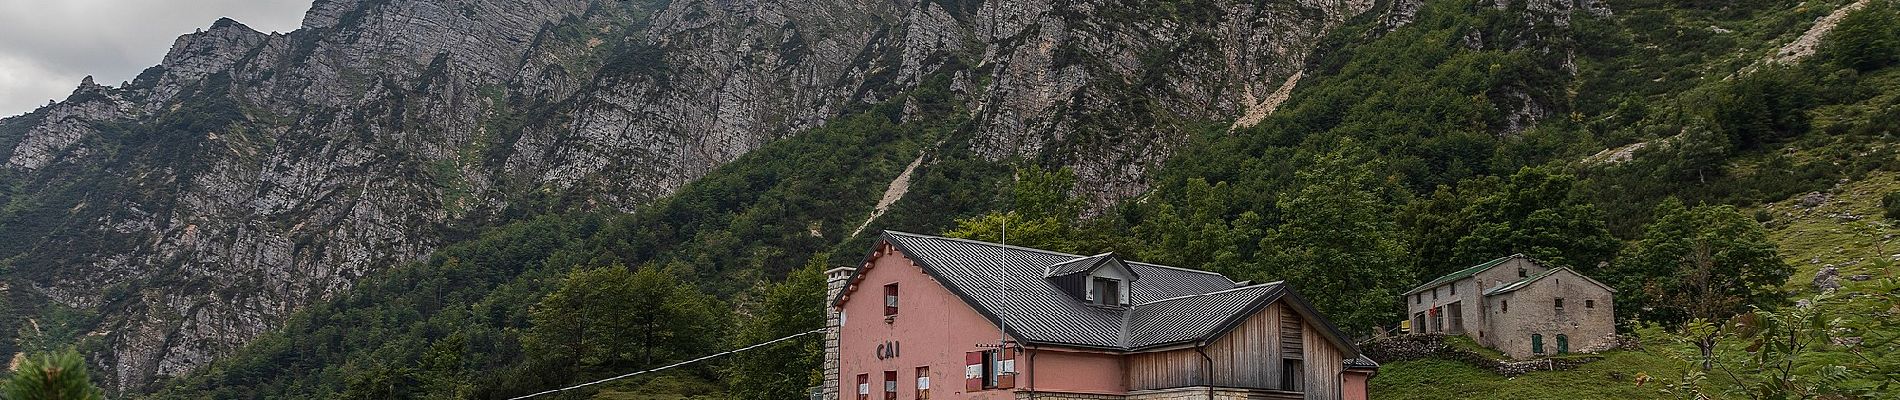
1126;284;1281;348
877;231;1323;353
1404;254;1522;295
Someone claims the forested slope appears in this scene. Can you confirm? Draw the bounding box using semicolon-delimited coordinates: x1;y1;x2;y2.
4;0;1898;398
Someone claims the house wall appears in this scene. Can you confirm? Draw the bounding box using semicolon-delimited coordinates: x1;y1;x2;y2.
836;241;1371;400
1127;348;1202;390
838;242;1016;400
1206;301;1290;389
1341;371;1370;400
1127;300;1358;400
1300;322;1343;400
1405;258;1549;346
1467;258;1547;345
1026;349;1126;395
1017;387;1302;400
1130;303;1301;391
1481;269;1615;359
826;267;854;400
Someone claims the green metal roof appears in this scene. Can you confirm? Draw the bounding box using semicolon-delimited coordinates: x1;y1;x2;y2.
1401;254;1522;296
1482;266;1564;296
1483;266;1618;296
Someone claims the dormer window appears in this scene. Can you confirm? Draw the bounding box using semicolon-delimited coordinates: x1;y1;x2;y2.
1046;253;1138;306
1091;277;1122;306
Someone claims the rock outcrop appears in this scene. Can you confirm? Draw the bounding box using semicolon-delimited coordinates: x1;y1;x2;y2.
0;0;1410;392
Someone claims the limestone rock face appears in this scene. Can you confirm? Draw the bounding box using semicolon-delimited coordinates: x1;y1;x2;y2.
0;0;1418;392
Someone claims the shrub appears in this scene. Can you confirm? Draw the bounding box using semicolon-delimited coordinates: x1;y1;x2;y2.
1819;2;1899;71
1882;191;1900;220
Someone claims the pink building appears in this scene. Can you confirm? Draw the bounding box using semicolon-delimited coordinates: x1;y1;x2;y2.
823;231;1376;400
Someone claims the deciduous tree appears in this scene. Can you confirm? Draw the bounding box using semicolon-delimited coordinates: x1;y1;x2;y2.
523;264;723;380
721;258;827;400
1610;198;1791;369
1258;139;1414;334
1404;167;1619;278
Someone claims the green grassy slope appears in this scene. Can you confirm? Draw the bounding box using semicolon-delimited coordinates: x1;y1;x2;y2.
1372;351;1684;400
1369;0;1900;393
1373;174;1900;399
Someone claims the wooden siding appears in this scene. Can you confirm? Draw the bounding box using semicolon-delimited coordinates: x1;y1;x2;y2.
1301;321;1344;400
1281;310;1304;360
1129;302;1340;393
1206;302;1289;389
1127;348;1203;389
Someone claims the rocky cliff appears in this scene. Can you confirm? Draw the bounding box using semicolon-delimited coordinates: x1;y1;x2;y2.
0;0;1409;392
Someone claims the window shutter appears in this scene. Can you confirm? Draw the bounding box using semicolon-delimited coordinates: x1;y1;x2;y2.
964;351;984;391
996;347;1017;389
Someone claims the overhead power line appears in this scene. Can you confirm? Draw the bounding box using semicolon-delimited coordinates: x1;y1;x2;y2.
508;327;826;400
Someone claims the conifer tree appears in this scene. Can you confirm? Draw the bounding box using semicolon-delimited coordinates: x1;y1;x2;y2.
2;350;104;400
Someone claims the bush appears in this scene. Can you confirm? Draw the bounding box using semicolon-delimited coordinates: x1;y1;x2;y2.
1882;191;1900;220
1819;2;1899;72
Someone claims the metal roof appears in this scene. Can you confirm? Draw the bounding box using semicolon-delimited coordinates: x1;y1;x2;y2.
1126;284;1283;348
838;231;1363;361
1346;354;1380;370
1045;253;1121;277
1403;254;1529;296
1482;266;1617;296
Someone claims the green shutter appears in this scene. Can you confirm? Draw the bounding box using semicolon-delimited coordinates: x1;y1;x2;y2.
1532;334;1544;354
1557;335;1569;354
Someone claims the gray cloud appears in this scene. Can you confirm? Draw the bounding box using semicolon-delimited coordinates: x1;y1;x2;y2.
0;0;309;117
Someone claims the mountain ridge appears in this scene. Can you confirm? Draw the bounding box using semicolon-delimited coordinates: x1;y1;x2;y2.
0;0;1403;392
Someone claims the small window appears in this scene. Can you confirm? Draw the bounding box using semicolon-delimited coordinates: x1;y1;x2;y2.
1532;333;1545;354
884;284;899;316
1555;298;1565;312
857;374;870;400
1450;283;1457;295
1518;268;1528;278
1091;277;1122;306
1281;359;1305;391
883;371;897;400
1501;300;1509;313
1432;288;1438;300
1431;307;1444;332
1415;294;1421;304
980;351;998;388
1585;299;1595;309
916;366;930;399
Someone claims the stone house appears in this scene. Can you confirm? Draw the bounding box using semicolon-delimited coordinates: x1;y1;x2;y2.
1400;254;1616;359
824;231;1378;400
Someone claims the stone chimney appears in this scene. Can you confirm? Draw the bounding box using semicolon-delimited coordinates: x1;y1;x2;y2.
822;266;854;400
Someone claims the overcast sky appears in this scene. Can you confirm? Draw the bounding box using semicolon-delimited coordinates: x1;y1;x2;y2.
0;0;310;118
